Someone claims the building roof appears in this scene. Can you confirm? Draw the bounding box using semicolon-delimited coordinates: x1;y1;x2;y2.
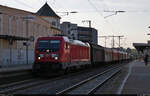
133;43;150;52
36;3;60;19
0;5;52;26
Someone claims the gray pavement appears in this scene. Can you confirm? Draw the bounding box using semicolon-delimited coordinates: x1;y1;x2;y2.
0;64;32;73
95;60;150;95
121;60;150;94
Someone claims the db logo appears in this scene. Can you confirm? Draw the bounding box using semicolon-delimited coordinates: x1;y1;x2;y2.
45;54;49;57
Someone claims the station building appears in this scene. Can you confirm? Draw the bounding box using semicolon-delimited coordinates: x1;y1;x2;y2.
0;3;61;67
36;3;61;35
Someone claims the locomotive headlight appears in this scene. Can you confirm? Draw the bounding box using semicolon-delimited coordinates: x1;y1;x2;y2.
38;54;44;60
51;54;59;60
38;57;41;60
54;57;58;60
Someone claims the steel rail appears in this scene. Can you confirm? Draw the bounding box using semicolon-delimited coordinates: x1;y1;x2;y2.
87;68;121;94
0;78;36;89
0;64;123;94
56;66;121;95
0;79;50;94
0;65;106;94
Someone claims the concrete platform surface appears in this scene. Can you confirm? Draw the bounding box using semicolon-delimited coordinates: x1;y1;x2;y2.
0;64;32;73
121;60;150;94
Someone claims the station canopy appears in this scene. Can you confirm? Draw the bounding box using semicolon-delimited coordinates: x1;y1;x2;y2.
133;43;150;52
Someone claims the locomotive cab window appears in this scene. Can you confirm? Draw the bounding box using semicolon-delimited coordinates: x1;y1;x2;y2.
38;40;49;48
49;40;60;51
37;40;60;52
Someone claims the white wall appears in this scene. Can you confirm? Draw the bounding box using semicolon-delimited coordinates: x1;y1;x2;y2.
1;48;34;67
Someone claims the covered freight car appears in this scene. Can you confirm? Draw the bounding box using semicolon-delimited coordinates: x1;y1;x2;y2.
104;48;113;63
112;49;119;63
89;43;105;66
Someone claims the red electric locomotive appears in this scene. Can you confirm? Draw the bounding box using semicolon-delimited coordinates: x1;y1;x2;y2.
32;36;90;75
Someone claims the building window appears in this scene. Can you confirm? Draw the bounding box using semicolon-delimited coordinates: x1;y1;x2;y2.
68;31;70;34
57;23;60;29
52;21;56;26
68;24;70;28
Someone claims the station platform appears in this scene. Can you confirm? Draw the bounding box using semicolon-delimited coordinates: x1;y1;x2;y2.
0;64;32;73
120;60;150;94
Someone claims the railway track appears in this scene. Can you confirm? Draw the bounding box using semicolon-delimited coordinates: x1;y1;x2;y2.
0;78;49;94
0;63;125;94
0;68;32;85
56;66;121;95
0;65;109;94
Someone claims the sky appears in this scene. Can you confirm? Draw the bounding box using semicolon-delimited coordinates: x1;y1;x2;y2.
0;0;150;49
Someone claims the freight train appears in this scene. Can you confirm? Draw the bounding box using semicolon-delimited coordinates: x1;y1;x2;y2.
32;36;130;75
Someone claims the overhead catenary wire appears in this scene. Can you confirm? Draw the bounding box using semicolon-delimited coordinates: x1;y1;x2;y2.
13;0;34;9
87;0;104;18
96;0;126;48
87;0;111;47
